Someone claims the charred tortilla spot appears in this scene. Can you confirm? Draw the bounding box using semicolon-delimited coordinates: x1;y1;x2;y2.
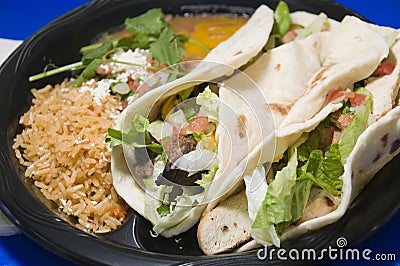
355;35;364;42
274;63;281;71
233;50;243;56
302;63;336;95
221;225;229;232
237;114;247;138
269;103;293;116
381;133;389;148
372;153;381;163
390;138;400;154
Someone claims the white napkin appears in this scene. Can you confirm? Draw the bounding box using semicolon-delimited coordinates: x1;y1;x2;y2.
1;38;22;236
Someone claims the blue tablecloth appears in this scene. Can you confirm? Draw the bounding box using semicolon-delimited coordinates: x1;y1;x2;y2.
0;0;399;265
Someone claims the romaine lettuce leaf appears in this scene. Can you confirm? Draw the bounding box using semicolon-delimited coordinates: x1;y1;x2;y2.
338;88;372;163
299;145;343;197
289;176;313;222
196;86;219;121
244;166;281;246
106;114;163;153
295;13;329;40
253;147;298;228
273;1;291;37
196;164;218;186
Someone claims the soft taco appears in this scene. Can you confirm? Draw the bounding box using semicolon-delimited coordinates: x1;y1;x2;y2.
109;4;276;238
197;10;400;254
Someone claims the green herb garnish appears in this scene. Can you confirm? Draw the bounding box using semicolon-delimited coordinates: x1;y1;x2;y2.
29;8;187;85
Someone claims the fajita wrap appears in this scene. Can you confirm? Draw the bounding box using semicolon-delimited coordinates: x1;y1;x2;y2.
109;5;276;238
198;10;400;254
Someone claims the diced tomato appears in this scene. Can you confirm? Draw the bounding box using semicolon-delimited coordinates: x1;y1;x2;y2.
136;82;150;96
329;90;366;107
338;114;354;128
349;93;366;107
121;100;129;110
372;60;395;76
328;91;346;103
180;116;209;135
282;27;298;44
127;77;138;92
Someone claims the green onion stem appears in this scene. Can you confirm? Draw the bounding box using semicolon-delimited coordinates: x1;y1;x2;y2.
29;58;189;83
79;40;119;54
29;62;84;82
186;38;211;53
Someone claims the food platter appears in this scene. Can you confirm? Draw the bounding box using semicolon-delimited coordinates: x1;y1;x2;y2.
0;0;399;265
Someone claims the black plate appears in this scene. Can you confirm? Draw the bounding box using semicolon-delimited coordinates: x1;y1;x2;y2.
0;0;399;265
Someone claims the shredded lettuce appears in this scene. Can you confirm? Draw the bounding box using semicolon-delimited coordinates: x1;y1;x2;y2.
298;145;343;197
253;147;298;229
156;203;170;217
196;164;218;186
338;88;372;163
273;1;291;37
288;177;313;223
196;86;219;120
147;120;174;142
146;188;204;235
130;114;149;132
295;13;329;40
106;114;163;153
165;109;187;124
252;89;372;236
244;166;281;246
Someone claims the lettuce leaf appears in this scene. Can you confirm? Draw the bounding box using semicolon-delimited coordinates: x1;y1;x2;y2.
195;164;218;186
339;88;372;163
273;1;291;37
196;86;219;121
252;88;372;235
253;147;298;228
106;114;163;154
299;145;343;197
295;13;328;40
289;176;313;222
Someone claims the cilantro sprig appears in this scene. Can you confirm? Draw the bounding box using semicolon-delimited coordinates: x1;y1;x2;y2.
29;8;190;86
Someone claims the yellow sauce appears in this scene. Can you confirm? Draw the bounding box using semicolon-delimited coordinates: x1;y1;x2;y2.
106;14;248;61
170;16;247;60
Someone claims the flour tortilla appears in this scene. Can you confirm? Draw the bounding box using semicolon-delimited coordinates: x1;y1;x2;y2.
365;33;400;119
280;105;400;241
111;5;275;237
280;16;389;127
290;11;339;30
196;13;397;254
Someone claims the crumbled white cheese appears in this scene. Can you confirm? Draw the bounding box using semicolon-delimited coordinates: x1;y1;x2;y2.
80;79;114;105
78;48;152;106
111;48;151;82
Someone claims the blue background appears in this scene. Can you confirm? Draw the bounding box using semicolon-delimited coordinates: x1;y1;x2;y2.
0;0;399;265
